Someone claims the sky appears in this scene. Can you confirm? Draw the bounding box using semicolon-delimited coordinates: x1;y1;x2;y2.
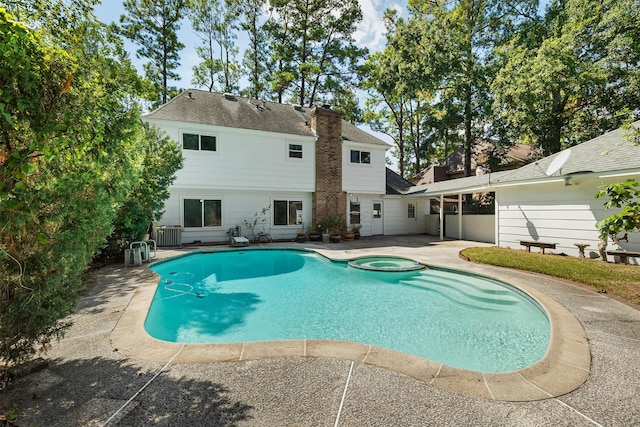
94;0;407;91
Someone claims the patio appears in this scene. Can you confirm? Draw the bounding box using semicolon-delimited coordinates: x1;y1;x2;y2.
1;235;638;426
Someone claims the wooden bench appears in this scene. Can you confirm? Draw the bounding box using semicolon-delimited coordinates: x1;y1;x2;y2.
520;240;557;254
606;250;640;264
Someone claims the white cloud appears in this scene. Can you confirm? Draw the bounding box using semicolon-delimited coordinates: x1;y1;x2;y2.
353;0;387;52
353;0;407;52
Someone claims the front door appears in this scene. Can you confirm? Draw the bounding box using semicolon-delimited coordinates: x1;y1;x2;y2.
372;200;383;235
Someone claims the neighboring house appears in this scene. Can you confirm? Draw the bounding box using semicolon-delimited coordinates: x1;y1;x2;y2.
412;141;538;185
408;122;640;258
144;90;427;244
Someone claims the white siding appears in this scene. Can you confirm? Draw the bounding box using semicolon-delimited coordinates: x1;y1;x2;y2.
347;193;392;236
497;177;640;257
382;197;428;235
342;141;387;193
147;117;437;243
146;118;316;191
158;188;312;244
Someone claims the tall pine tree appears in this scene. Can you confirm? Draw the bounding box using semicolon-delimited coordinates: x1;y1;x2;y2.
119;0;187;105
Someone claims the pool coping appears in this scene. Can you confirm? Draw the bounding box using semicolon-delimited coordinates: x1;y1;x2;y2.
110;248;590;402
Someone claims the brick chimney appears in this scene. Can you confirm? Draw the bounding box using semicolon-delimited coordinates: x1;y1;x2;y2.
311;106;346;227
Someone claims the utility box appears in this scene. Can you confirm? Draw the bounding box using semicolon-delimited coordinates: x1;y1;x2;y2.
124;247;142;267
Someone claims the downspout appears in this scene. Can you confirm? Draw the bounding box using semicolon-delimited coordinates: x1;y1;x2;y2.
439;194;444;241
494;188;499;246
458;193;463;240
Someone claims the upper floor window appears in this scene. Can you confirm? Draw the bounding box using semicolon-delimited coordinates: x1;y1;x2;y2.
273;200;303;226
183;132;217;151
288;143;303;158
184;198;222;227
350;150;370;164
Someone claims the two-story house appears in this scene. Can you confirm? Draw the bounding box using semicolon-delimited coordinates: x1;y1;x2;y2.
143;90;427;244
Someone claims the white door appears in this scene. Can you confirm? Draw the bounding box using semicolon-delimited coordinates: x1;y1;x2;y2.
372;200;383;235
406;201;418;234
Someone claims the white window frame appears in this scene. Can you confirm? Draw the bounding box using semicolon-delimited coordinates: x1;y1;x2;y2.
181;131;218;152
349;200;361;225
182;197;223;228
407;202;416;219
350;149;371;164
273;199;303;227
287;142;303;159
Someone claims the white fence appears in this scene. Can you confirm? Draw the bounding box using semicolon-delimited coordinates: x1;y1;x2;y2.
426;214;495;243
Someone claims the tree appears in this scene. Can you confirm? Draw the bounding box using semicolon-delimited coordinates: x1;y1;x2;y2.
363;13;410;177
101;125;183;259
492;0;640;156
4;0;99;37
268;0;368;111
237;0;272;99
189;0;241;93
596;179;640;244
119;0;188;105
0;5;176;370
596;124;640;245
399;0;537;176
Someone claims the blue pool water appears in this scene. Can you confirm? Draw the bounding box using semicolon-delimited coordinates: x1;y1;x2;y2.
145;249;550;372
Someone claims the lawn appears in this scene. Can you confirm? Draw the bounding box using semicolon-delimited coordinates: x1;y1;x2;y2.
461;247;640;305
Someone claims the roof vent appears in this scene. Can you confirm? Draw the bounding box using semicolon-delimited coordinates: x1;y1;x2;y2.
293;104;303;111
322;103;331;109
223;93;236;101
188;91;194;99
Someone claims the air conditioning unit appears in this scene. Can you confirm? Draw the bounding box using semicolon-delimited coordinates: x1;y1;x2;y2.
154;227;183;247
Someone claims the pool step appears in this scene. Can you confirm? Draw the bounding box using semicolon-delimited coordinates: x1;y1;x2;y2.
399;276;521;310
423;270;515;296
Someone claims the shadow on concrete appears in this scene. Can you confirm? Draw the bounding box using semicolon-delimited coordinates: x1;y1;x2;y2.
76;266;153;315
1;357;253;426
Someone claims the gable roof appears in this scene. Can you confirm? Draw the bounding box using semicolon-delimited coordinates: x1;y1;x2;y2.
144;89;390;147
408;121;640;196
386;167;414;195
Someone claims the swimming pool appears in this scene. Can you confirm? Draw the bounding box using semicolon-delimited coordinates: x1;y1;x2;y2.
145;249;550;372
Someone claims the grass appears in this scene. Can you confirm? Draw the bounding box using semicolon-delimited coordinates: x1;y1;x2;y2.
461;246;640;305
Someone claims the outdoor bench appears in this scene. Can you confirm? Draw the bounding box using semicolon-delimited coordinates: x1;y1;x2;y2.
606;250;640;264
520;240;557;254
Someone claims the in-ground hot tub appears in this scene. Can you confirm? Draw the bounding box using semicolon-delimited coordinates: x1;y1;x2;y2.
347;256;426;272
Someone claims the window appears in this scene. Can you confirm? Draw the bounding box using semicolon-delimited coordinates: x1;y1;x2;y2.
407;203;416;219
288;143;303;158
373;203;382;219
274;200;303;226
350;150;370;164
184;199;222;227
183;132;217;151
350;201;361;224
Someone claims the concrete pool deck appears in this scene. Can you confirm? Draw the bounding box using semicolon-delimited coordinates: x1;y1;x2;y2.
2;235;640;426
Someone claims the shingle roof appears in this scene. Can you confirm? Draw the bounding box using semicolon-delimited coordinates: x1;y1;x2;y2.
144;89;390;147
407;171;513;196
386;167;414;195
408;122;640;196
494;121;640;184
